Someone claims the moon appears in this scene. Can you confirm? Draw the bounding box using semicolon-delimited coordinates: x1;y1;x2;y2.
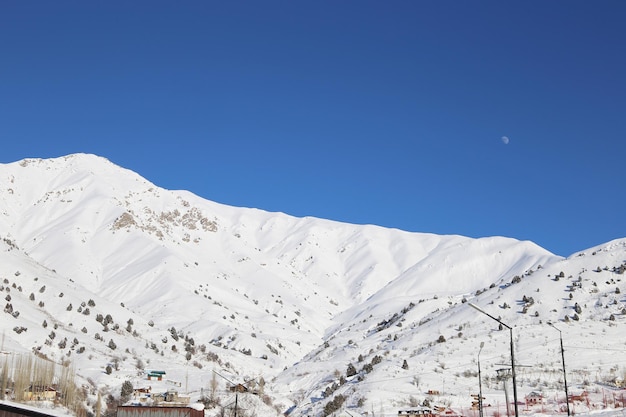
501;136;510;145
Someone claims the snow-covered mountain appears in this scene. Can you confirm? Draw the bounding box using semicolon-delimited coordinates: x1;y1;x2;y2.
1;154;625;417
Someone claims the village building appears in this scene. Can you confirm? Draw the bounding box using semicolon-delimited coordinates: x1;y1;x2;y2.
128;385;190;406
228;383;249;393
398;407;435;417
0;401;62;417
22;386;56;402
432;406;462;417
525;391;544;405
569;390;589;402
146;370;166;381
117;406;203;417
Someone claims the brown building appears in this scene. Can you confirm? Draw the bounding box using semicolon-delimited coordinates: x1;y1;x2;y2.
117;406;203;417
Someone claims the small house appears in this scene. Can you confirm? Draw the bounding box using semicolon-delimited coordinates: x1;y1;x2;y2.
132;386;152;403
147;370;166;381
229;383;249;393
24;386;57;401
398;408;435;417
525;391;543;405
569;391;588;402
432;406;462;417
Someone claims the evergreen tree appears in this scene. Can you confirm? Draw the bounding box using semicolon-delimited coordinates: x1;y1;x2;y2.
121;380;134;402
346;363;357;377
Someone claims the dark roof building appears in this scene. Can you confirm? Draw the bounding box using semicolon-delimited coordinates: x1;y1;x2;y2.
0;401;62;417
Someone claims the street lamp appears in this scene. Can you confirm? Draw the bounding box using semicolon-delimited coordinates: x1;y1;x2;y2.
548;322;570;416
469;303;519;417
478;341;485;417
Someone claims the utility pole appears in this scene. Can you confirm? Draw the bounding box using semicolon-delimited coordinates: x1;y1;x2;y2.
497;368;511;417
478;342;485;417
549;322;571;416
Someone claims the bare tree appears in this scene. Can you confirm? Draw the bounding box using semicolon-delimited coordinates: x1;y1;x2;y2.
1;357;9;400
96;391;102;417
208;370;220;404
13;354;32;401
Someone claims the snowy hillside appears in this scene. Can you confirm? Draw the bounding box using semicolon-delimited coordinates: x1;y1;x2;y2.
0;154;625;417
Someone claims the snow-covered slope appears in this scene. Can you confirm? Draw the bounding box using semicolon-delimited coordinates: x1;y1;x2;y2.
0;154;624;417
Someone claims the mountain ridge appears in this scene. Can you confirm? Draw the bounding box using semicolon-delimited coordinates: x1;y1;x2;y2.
1;154;624;417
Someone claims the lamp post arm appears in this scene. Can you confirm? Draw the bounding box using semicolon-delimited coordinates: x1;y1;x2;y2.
468;303;512;330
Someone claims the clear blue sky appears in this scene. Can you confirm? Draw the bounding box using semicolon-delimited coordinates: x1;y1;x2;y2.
1;1;625;257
